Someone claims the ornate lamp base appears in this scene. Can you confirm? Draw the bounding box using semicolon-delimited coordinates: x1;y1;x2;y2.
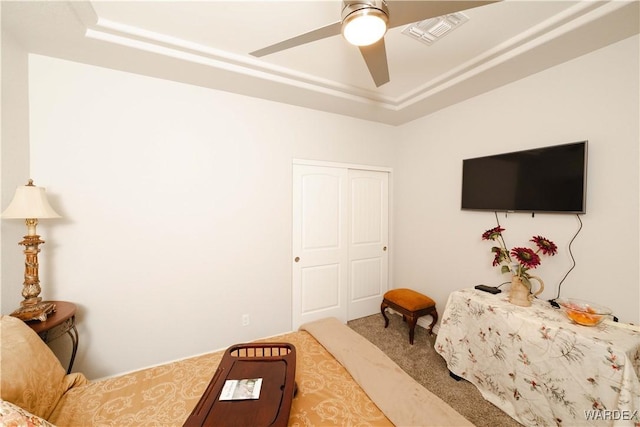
11;299;56;322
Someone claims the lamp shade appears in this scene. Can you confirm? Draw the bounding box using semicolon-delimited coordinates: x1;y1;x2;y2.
2;181;61;219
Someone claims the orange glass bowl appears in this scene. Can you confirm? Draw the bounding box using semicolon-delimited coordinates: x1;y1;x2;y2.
556;298;612;326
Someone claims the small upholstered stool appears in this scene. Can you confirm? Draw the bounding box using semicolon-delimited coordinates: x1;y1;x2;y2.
381;288;438;345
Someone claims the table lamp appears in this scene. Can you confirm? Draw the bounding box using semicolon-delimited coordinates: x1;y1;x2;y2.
2;179;61;321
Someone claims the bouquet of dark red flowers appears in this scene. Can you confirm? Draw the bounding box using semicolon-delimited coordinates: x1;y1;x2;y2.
482;226;558;280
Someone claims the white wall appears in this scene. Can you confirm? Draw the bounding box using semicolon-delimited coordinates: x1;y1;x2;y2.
11;55;396;379
394;35;639;324
2;34;638;380
1;30;31;310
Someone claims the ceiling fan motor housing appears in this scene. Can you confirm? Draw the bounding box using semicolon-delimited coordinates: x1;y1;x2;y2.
342;1;389;23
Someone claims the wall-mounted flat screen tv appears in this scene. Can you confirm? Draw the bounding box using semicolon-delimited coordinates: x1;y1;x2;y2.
461;141;587;213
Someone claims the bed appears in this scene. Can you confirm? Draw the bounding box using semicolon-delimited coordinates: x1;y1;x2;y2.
1;315;472;426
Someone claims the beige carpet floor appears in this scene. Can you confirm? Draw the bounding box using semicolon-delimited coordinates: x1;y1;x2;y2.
347;313;522;427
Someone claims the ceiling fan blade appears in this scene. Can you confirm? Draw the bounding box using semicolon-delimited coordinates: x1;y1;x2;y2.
386;1;501;29
250;21;342;57
359;40;390;87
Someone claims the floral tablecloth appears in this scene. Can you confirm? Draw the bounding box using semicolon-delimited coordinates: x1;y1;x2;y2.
435;288;640;426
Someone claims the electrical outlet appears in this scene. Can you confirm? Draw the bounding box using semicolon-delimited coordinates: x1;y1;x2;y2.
242;314;250;326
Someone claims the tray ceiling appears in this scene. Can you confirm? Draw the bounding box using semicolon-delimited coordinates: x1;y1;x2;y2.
2;1;638;125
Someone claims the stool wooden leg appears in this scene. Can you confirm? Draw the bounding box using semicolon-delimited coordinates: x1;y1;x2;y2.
381;301;390;328
407;315;418;345
427;309;438;336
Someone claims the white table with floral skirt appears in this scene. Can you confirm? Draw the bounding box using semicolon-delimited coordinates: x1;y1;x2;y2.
435;288;640;427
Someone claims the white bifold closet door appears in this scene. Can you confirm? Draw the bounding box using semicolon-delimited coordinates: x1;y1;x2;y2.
292;164;389;329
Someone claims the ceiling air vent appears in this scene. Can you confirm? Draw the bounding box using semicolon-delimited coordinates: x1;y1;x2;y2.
402;12;469;46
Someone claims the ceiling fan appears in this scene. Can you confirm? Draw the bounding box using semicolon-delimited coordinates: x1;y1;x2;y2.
250;1;500;87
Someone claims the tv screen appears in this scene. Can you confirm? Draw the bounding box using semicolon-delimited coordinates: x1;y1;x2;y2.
461;141;587;213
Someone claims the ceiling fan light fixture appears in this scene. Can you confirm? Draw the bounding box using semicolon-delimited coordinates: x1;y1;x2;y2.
342;2;388;47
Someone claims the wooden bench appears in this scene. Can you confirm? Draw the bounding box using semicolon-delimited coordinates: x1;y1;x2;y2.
381;288;438;345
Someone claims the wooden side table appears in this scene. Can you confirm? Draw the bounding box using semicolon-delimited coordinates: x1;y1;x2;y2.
25;301;79;374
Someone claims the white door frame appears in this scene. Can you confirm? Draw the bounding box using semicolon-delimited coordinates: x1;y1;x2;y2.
293;159;392;173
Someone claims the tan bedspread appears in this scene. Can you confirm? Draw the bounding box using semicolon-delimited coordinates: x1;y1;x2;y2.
48;317;471;426
49;325;392;426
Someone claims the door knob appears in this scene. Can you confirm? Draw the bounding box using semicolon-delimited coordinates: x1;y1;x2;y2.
294;256;300;262
383;246;387;251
